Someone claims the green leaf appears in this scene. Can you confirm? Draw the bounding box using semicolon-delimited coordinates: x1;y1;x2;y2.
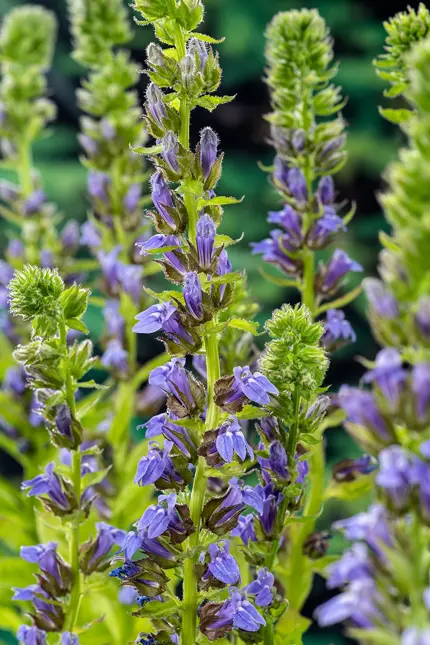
378;106;412;124
200;195;243;207
274;607;311;643
192;32;226;44
194;94;236;111
208;272;242;286
214;233;244;247
82;465;111;489
66;318;89;334
131;144;163;155
347;628;398;645
137;599;177;618
227;318;260;335
259;267;298;288
0;607;24;631
316;284;362;315
236;405;269;420
324;473;375;502
299;432;321;446
78;379;108;390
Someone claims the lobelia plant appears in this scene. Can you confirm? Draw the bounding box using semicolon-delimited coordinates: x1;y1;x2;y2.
315;5;430;644
67;0;169;529
250;9;364;641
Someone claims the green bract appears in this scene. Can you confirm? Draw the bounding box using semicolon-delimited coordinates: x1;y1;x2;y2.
9;265;64;324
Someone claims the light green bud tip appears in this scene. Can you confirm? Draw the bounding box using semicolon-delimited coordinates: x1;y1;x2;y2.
0;5;57;69
260;304;328;403
9;265;64;323
265;9;333;90
407;35;430;108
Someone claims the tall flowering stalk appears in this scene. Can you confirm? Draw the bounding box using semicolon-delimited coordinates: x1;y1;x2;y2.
316;6;430;643
251;9;362;637
67;0;167;521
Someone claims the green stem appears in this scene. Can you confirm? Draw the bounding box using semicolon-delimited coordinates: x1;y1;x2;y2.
184;190;197;246
182;321;221;645
302;249;315;316
18;137;39;264
59;320;82;633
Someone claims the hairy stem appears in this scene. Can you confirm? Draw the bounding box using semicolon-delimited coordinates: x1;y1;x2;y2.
182;320;221;645
60;320;82;633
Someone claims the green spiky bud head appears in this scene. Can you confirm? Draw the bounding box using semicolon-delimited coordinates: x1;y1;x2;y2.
407;36;430;111
0;5;57;69
9;266;64;336
260;304;328;419
374;3;430;99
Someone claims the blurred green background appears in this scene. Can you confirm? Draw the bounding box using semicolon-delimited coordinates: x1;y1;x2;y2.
0;0;415;643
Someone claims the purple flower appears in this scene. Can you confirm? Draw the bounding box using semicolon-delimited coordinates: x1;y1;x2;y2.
17;626;47;645
243;482;283;537
376;446;415;511
80;221;102;248
227;366;278;406
79;134;99;157
98;247;122;291
216;418;254;463
322;309;356;349
412;363;430;422
61;633;79;645
183;271;204;320
52;405;73;445
146;83;167;128
88;523;126;569
338;386;391;441
196;214;216;269
151;171;175;227
133;302;177;334
119;587;139;605
321;249;362;293
244;568;274;606
21;463;71;512
144;412;196;458
162;131;179;173
273;156;289;188
137;492;178;539
200;127;218;179
363;348;406;409
101;118;116;140
318;176;335;204
24;190;46;215
401;628;430;645
415;297;430;339
307;212;346;250
412;458;430;521
124;184;141;212
135;440;181;487
20;542;62;583
327;543;371;589
287;167;307;202
88;171;110;202
104;299;125;339
116;531;143;560
333;504;391;555
333;455;376;482
118;264;143;304
7;239;24;259
4;366;26;395
258;441;289;481
188;37;209;72
204;587;266;634
267;205;303;249
315;578;378;628
101;339;128;374
231;514;256;545
296;456;309;484
149;358;196;411
363;278;399;319
251;229;299;275
61;221;80;252
205;541;240;585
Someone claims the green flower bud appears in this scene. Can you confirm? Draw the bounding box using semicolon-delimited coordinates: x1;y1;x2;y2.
9;266;64;335
60;284;90;320
0;5;57;69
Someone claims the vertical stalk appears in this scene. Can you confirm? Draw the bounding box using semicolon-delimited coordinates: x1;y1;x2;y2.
60;320;82;633
182;320;221;645
18;137;39;265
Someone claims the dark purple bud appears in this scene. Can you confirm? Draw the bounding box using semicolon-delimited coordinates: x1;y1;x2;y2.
101;339;128;375
415;297;430;339
162;131;180;173
133;302;177;334
188;37;209;72
204;541;240;585
244;568;274;607
146;83;167;128
17;626;47;645
321;249;362;293
183;271;204;320
287;167;307;202
322;309;356;351
376;445;415;512
412;363;430;423
124;184;141;212
363;278;399;319
150;171;175;227
363;349;406;410
318;176;335;205
78;134;98;158
54;405;74;443
339;386;392;441
273;156;289;187
196;214;216;269
24;190;46;215
88;171;110;202
231;514;257;545
200;127;219;180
